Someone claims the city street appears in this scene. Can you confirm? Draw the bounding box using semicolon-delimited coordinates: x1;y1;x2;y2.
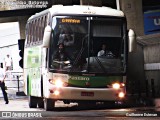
0;97;160;120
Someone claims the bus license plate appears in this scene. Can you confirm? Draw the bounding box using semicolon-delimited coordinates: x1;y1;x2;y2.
81;92;94;96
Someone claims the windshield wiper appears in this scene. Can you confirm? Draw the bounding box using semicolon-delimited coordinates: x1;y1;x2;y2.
70;34;88;72
94;57;107;73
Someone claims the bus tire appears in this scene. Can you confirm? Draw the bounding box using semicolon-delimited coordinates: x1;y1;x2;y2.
41;75;43;97
38;97;44;108
44;98;55;111
29;96;37;108
27;75;29;95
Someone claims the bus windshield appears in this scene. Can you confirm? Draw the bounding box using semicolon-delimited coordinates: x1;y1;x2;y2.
49;16;126;75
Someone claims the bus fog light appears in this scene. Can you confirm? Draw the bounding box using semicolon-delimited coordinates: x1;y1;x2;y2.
54;90;60;96
118;92;125;98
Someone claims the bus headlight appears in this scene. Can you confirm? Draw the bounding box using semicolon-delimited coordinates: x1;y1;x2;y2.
49;79;68;87
107;83;125;89
55;80;63;87
112;83;120;89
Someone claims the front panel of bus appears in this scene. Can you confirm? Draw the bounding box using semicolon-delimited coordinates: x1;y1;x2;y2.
47;16;127;100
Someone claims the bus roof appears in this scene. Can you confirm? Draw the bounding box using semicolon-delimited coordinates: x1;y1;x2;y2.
29;5;124;20
49;5;124;17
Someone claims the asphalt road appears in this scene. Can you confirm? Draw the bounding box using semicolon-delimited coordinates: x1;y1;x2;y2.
0;98;160;120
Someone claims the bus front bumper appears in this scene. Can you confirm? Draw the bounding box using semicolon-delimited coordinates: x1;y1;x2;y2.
47;86;125;101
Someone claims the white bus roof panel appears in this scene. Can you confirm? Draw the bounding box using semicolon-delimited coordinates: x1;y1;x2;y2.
28;5;125;21
49;5;124;17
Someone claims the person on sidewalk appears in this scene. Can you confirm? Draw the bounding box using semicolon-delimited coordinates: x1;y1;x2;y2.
4;54;13;70
0;63;9;104
4;54;12;81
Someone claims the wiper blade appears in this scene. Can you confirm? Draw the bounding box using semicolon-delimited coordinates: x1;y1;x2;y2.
94;57;107;73
70;34;88;72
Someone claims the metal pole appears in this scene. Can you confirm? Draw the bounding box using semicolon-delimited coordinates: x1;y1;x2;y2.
17;75;20;92
131;81;134;95
145;79;149;97
138;79;141;98
151;79;155;98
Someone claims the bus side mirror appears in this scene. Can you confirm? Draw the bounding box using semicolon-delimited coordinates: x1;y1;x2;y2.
128;29;136;52
42;25;51;48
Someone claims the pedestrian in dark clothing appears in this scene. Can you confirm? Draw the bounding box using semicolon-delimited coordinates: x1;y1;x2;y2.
0;63;9;104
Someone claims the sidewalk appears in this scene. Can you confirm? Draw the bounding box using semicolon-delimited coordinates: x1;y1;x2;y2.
0;79;27;100
0;90;27;100
123;94;160;108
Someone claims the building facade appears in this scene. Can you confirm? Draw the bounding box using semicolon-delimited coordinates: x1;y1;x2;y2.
120;0;160;97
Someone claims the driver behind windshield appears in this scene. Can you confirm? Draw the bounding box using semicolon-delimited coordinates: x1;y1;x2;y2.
97;44;115;58
52;43;73;69
53;43;71;61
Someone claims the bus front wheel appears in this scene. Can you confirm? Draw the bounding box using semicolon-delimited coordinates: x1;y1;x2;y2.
38;97;44;108
44;98;55;111
29;96;37;108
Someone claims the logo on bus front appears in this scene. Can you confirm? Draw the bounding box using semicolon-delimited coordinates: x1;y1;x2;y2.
70;76;90;81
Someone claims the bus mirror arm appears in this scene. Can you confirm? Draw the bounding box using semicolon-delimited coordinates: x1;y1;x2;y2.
42;25;52;48
128;29;136;52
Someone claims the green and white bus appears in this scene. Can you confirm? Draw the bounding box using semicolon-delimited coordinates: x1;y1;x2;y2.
24;5;135;111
